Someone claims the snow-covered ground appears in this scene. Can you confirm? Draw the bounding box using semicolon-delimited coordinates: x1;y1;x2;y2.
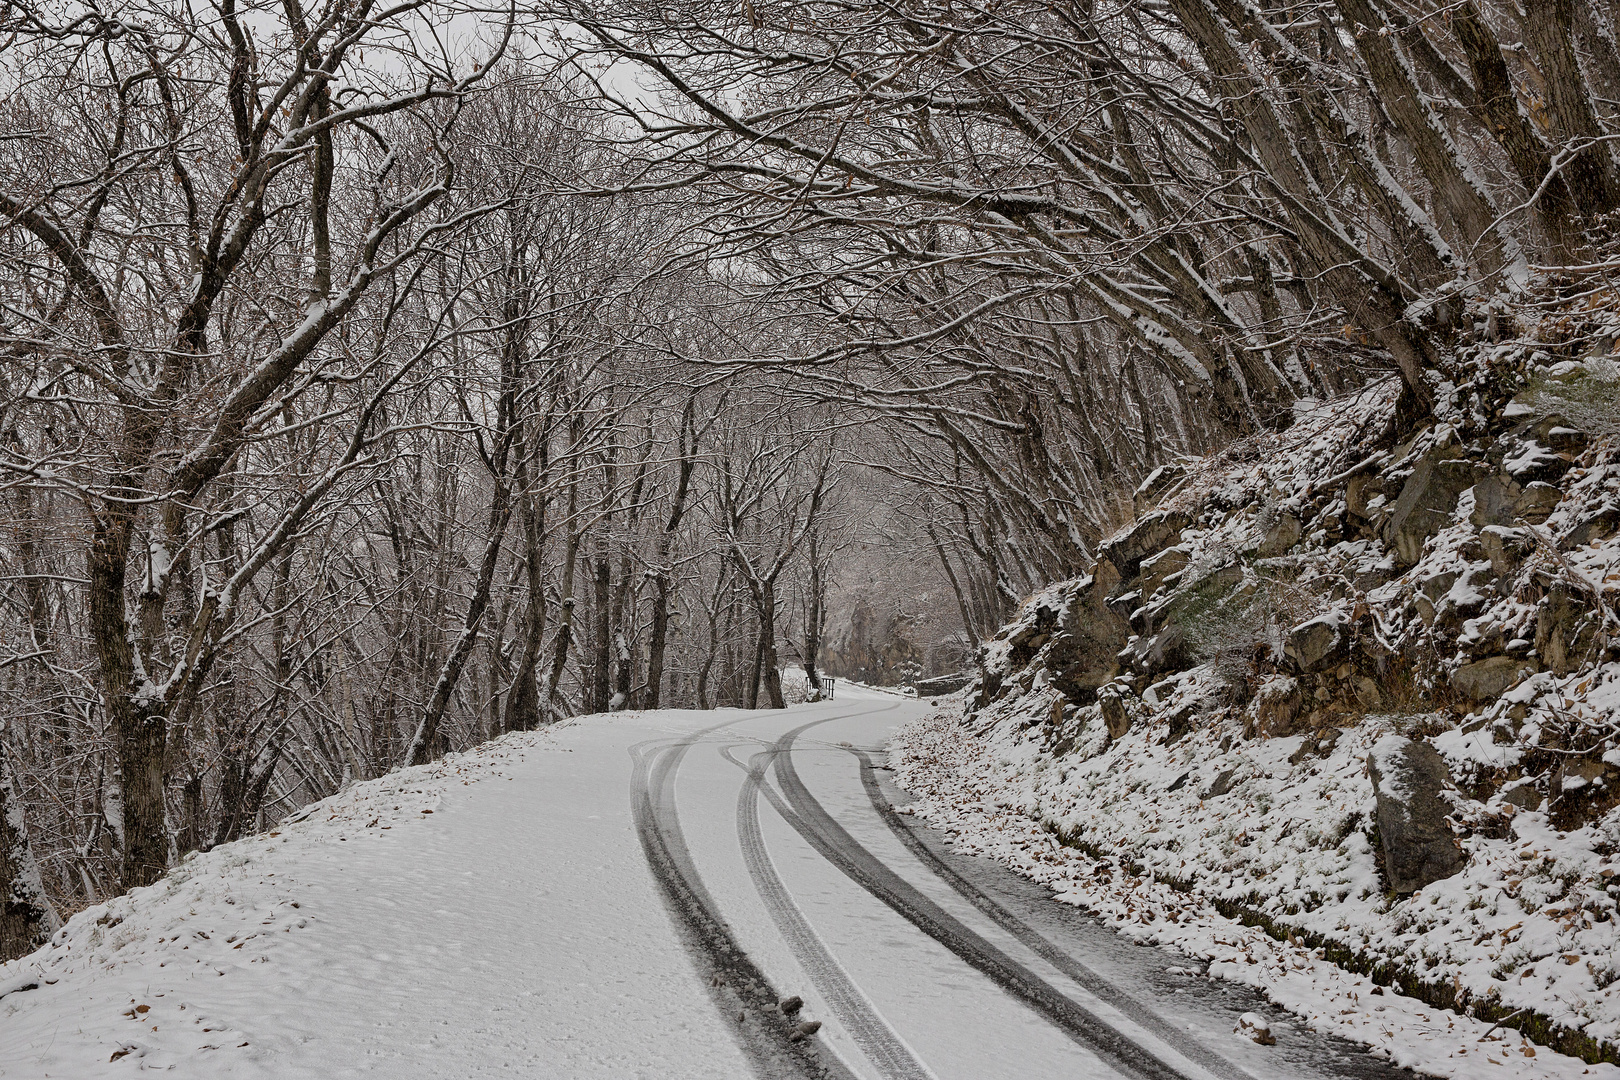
0;689;1520;1078
0;710;765;1078
891;704;1620;1080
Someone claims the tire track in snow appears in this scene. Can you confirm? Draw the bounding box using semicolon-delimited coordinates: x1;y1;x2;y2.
724;739;938;1080
769;718;1208;1080
849;748;1261;1080
630;717;861;1080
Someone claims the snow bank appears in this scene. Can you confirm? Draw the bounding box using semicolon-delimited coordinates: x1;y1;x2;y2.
892;708;1620;1079
894;335;1620;1076
0;728;550;1074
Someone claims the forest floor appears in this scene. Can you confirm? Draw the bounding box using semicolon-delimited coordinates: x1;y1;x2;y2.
0;688;1524;1079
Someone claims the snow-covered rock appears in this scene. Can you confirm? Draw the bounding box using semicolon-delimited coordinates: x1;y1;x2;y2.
907;350;1620;1068
1367;736;1465;894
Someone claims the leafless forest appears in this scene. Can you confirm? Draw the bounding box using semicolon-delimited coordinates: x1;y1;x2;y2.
2;0;1617;957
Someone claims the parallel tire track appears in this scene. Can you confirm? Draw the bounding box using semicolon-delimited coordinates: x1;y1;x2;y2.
770;719;1202;1080
850;749;1259;1080
727;742;937;1080
630;724;858;1080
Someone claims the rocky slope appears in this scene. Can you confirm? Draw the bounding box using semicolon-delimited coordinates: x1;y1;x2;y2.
901;308;1620;1065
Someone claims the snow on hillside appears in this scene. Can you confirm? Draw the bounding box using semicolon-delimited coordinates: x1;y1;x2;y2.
891;348;1620;1078
892;706;1617;1080
0;732;545;1074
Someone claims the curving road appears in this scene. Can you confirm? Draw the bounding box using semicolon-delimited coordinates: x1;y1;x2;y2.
0;686;1420;1079
630;689;1407;1080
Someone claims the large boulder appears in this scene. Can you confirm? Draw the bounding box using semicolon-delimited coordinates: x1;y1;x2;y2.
1500;438;1571;485
1100;509;1191;580
1472;473;1566;529
1137;546;1190;599
1137;560;1245;637
1345;471;1391;521
1382;453;1488;566
1562;503;1620;549
1470;473;1522;528
1451;656;1537;702
1486;414;1582;485
1253;512;1303;557
1478;526;1535;578
1116;625;1187;677
1367;736;1465;894
1247;676;1303;737
1283;611;1349;673
1535;583;1605;676
1098;686;1132;742
1008;574;1132;707
1517;482;1564;525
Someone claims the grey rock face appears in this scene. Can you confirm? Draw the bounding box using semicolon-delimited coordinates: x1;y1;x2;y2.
1562;504;1620;549
1383;454;1487;566
1248;676;1303;737
1517;482;1564;525
1137;545;1191;599
1133;464;1189;516
1203;768;1239;798
1042;575;1130;705
1254;512;1303;557
1283;614;1347;673
1137;561;1244;636
1115;625;1186;677
1098;686;1132;742
1450;655;1537;702
1478;526;1535;577
1100;509;1192;579
1470;473;1523;528
1367;736;1465;894
1536;583;1605;676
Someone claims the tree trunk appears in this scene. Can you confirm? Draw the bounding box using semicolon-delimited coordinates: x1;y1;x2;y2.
406;481;514;767
1168;0;1438;405
642;397;698;709
0;742;58;961
1335;0;1509;273
1522;0;1620;216
803;531;827;695
757;581;787;709
591;550;612;713
88;510;170;890
503;441;549;733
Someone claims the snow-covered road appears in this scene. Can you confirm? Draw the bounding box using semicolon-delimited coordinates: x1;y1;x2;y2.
1;689;1411;1078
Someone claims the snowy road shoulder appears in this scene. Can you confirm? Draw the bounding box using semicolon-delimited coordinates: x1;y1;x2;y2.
0;712;761;1078
0;735;533;1074
890;709;1620;1080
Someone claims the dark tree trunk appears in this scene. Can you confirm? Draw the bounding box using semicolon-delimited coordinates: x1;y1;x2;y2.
803;536;827;694
591;551;612;713
0;745;57;961
642;397;698;709
1522;0;1620;216
1452;1;1585;236
503;438;549;733
748;632;765;709
89;510;170;889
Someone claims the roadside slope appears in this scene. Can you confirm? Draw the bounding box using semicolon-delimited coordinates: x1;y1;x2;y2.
0;712;760;1079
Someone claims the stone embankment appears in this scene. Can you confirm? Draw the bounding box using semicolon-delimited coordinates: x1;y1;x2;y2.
930;342;1620;1062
